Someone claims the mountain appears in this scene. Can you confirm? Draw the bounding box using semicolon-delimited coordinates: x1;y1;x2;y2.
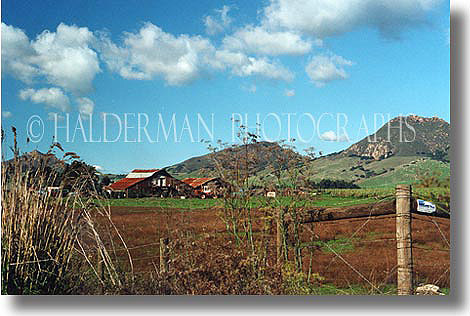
300;115;450;188
341;115;449;160
165;141;304;179
165;115;450;188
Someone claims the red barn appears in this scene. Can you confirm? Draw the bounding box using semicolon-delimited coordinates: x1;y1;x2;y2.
105;169;191;198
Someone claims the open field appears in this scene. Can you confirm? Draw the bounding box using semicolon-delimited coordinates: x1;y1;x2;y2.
97;195;380;210
100;193;450;293
97;188;450;210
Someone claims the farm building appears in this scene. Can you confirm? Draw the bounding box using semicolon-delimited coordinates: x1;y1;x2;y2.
181;177;226;198
105;169;192;198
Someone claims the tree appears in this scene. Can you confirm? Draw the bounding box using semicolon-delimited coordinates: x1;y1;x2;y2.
62;160;100;195
101;175;111;186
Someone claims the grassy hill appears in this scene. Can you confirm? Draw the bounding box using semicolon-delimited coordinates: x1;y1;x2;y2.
303;155;449;188
165;141;304;180
342;115;449;160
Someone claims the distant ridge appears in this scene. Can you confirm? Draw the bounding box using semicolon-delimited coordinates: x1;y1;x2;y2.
341;115;449;160
165;141;303;179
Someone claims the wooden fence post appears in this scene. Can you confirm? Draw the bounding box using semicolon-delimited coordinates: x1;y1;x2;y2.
396;184;413;295
160;237;170;273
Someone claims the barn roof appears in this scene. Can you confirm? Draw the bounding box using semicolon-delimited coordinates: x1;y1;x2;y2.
181;177;216;188
131;169;160;173
107;168;163;191
126;169;161;179
107;178;147;191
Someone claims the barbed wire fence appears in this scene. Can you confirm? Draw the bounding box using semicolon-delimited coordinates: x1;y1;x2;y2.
91;185;449;295
276;185;450;295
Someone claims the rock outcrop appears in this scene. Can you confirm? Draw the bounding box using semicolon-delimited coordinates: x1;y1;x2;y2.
345;139;395;160
341;115;449;160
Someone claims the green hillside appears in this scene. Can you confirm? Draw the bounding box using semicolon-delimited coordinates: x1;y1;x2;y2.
252;154;449;189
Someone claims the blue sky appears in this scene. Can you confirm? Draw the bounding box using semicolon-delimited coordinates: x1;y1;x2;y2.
1;1;450;174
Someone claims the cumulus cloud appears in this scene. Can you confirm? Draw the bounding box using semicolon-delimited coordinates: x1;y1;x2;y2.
2;111;13;118
4;21;294;89
99;23;217;85
19;87;71;112
214;50;294;81
321;130;349;142
76;97;94;117
232;56;293;81
2;23;101;94
222;26;312;55
1;23;39;83
204;5;232;35
305;54;354;87
284;89;295;97
31;24;100;94
99;23;294;84
263;0;439;39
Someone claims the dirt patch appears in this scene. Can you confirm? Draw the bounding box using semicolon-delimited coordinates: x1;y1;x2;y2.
104;205;450;288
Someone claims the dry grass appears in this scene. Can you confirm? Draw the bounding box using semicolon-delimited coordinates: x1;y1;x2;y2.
1;131;132;294
1;166;81;294
99;204;449;293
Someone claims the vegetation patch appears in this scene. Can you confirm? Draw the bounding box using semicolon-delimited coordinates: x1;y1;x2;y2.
302;237;356;254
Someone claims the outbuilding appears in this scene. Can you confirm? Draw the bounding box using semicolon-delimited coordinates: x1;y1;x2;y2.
181;177;227;198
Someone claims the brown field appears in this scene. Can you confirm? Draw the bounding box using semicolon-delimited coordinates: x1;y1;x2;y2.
104;205;450;290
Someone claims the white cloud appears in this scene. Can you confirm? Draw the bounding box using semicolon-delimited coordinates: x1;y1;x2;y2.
284;89;295;97
93;165;103;171
99;23;217;85
321;130;349;142
99;23;294;84
262;0;440;39
31;24;101;94
234;56;293;81
1;24;39;83
2;111;13;118
4;20;296;88
215;50;294;81
2;23;101;94
204;5;232;35
222;26;312;55
19;87;71;112
76;97;94;117
306;54;354;87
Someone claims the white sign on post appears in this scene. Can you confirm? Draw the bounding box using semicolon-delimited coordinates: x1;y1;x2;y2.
267;191;276;198
416;199;436;214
